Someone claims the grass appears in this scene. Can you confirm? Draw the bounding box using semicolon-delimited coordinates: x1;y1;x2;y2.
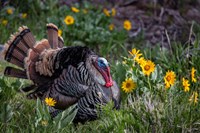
0;1;200;132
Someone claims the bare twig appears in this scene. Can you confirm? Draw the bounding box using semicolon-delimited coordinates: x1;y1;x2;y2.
188;21;194;45
187;22;194;58
183;21;194;66
165;29;173;54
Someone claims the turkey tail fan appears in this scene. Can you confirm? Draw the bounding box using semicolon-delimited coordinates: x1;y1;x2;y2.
3;26;37;68
47;23;58;49
58;36;64;48
34;39;51;53
25;39;51;63
3;26;38;78
4;67;27;79
3;25;51;81
18;26;36;50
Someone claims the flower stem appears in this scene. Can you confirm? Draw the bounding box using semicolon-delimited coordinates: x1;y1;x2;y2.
148;76;152;91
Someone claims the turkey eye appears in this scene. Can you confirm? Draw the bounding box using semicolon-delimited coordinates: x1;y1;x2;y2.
98;60;105;68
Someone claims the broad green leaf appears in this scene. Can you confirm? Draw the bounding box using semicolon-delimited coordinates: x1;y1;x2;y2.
54;104;78;129
0;103;13;123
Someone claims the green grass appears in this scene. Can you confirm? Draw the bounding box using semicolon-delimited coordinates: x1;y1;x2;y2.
0;1;200;132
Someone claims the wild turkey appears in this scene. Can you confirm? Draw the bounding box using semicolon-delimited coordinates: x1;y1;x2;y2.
3;23;120;122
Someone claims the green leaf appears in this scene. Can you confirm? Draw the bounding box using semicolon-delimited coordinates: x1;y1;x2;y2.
0;103;13;123
54;104;78;129
151;65;158;82
35;99;51;127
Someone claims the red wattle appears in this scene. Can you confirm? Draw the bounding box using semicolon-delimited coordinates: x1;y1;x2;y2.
105;82;113;88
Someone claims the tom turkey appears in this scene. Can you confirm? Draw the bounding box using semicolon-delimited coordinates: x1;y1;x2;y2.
3;23;120;122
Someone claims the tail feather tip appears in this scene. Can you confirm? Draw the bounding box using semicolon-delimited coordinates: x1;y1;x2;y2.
47;23;58;30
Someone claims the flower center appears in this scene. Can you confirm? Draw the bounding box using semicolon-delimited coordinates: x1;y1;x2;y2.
67;19;71;23
166;76;171;81
144;65;150;71
126;83;131;88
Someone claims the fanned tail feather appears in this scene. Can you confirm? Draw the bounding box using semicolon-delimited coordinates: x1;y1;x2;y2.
4;67;27;79
47;23;58;49
47;23;64;48
58;36;64;48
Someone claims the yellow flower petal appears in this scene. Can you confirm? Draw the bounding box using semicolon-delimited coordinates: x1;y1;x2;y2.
7;8;13;14
109;24;114;31
129;48;144;64
191;67;197;83
111;8;116;16
58;29;62;36
22;13;27;18
103;8;110;17
182;78;190;92
129;48;140;56
71;7;80;13
136;57;145;65
2;19;8;26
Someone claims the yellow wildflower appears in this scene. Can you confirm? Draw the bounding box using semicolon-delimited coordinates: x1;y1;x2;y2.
191;67;197;83
111;8;116;16
189;91;198;104
182;78;190;92
140;60;155;76
71;7;80;13
103;8;110;17
45;97;56;106
109;24;114;31
64;15;75;25
164;70;176;89
7;8;13;14
22;13;27;18
122;78;136;93
129;48;140;56
124;20;132;31
58;29;62;36
129;48;142;62
2;19;8;26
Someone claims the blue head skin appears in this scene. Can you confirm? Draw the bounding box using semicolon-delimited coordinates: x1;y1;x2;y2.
98;58;109;68
94;57;113;88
